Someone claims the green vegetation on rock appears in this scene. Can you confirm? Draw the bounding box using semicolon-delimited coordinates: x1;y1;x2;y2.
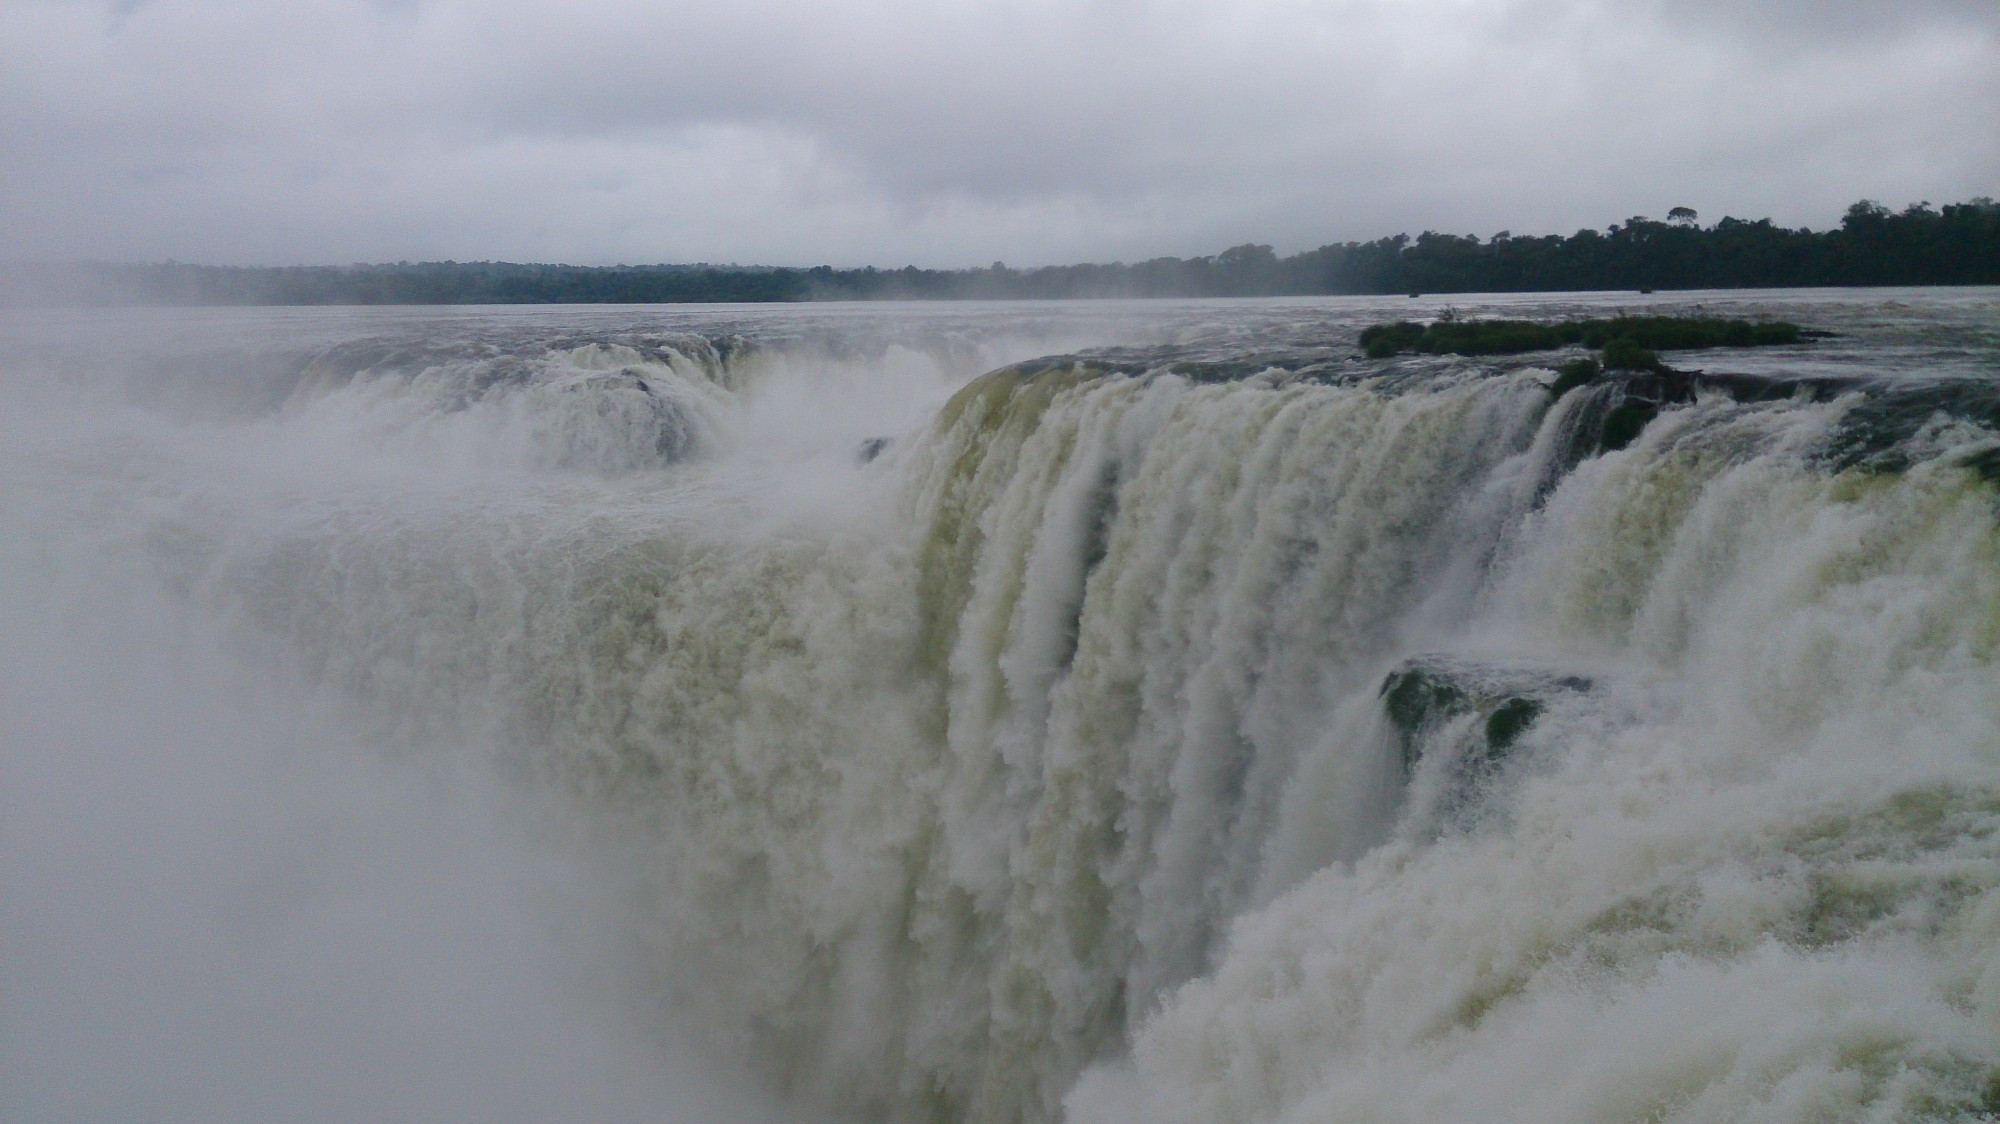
1360;318;1566;358
1599;337;1664;373
1549;357;1602;396
1359;314;1802;363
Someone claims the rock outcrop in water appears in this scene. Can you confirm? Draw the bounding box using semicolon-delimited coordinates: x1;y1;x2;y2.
1380;656;1594;774
1379;656;1594;826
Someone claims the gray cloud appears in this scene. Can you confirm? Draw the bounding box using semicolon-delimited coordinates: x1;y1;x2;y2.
1642;0;2000;42
1;0;1994;266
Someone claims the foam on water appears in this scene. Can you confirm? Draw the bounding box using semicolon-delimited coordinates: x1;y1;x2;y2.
3;293;1996;1122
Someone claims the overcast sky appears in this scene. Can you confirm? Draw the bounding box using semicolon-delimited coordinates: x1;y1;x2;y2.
2;0;1995;267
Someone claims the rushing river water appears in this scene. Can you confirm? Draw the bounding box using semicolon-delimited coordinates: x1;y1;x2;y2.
4;290;1999;1123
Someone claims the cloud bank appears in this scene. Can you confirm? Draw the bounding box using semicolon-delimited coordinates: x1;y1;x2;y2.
2;0;1995;266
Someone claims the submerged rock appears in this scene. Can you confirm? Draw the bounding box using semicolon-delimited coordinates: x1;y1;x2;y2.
1380;655;1593;775
1818;380;2000;479
1544;365;2000;483
1380;655;1593;827
1560;367;1702;459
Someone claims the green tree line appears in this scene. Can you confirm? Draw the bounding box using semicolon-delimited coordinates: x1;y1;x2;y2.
9;198;1996;305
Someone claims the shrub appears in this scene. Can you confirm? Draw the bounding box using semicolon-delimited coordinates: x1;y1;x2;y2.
1360;315;1804;362
1551;357;1602;397
1600;337;1663;372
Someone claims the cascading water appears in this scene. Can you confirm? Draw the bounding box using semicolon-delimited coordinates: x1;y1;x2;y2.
3;292;1996;1123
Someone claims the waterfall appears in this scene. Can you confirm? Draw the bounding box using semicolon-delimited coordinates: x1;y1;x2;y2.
4;295;1996;1123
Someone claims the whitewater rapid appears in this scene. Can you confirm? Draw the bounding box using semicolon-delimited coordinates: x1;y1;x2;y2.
3;292;1997;1123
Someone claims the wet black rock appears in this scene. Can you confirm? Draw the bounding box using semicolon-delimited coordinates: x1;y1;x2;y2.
1679;371;1999;479
1820;380;2000;479
1379;655;1593;807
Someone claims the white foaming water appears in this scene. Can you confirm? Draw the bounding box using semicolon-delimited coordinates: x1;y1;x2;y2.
2;293;1997;1123
277;341;728;475
0;345;818;1124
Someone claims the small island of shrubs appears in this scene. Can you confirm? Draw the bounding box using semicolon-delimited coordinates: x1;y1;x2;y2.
1359;313;1806;376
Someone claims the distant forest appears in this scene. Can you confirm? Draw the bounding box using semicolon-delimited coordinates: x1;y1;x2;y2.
11;198;1998;305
